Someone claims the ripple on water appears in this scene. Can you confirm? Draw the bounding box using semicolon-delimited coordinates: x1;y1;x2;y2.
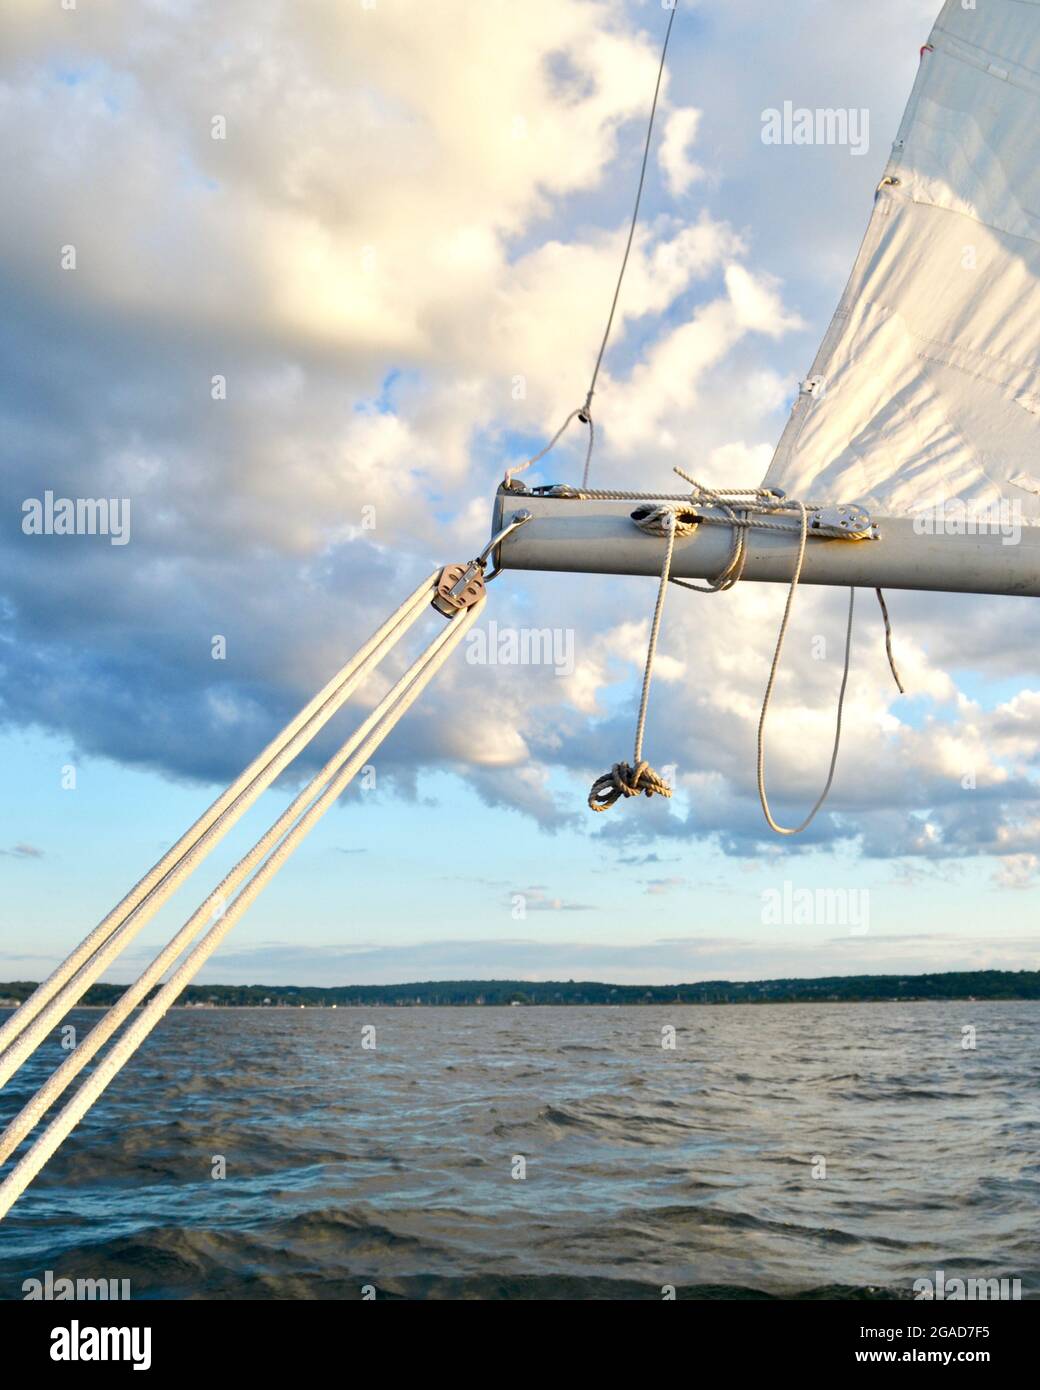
0;1001;1037;1299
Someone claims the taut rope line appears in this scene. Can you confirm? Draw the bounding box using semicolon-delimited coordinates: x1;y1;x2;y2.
505;1;680;492
0;573;439;1066
0;506;532;1221
0;604;475;1167
0;600;481;1222
0;575;441;1088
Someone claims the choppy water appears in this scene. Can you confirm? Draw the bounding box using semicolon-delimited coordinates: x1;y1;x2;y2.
0;1001;1037;1299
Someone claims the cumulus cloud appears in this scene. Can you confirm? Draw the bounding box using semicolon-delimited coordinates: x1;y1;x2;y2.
993;853;1040;890
659;107;705;197
1;0;1038;897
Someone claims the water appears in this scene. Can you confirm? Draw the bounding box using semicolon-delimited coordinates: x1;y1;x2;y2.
1;1001;1037;1299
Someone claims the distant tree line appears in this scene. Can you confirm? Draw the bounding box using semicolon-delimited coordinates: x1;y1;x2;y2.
1;971;1038;1009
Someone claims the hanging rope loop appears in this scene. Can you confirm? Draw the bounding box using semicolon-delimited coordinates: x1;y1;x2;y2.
585;470;904;826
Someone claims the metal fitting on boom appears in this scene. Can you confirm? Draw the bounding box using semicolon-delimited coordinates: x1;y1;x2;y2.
432;510;532;617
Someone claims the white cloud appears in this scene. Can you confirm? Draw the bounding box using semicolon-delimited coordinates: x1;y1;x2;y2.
993;854;1040;889
659;106;704;196
148;929;1040;987
0;1;673;353
3;0;1040;892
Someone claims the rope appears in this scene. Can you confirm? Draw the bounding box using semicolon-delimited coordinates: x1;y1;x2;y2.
0;574;440;1089
633;488;859;831
0;573;437;1065
563;487;785;502
504;1;679;491
0;601;481;1221
876;587;905;694
588;513;676;810
755;507;855;836
507;407;594;490
583;3;678;434
576;471;872;539
0;607;468;1162
587;470;904;830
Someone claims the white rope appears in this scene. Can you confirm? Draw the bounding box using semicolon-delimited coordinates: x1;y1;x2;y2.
0;573;436;1062
587;470;903;831
0;574;439;1088
559;487;787;502
504;2;679;491
504;406;594;491
754;506;855;836
631;493;857;831
586;470;871;539
875;586;905;694
588;514;676;810
0;601;481;1221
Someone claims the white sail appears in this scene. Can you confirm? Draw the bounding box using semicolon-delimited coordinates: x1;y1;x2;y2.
762;0;1040;524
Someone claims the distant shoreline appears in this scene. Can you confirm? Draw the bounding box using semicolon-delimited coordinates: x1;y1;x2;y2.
1;969;1038;1009
0;997;1032;1012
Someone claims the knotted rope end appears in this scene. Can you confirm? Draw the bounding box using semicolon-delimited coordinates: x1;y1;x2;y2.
587;760;673;813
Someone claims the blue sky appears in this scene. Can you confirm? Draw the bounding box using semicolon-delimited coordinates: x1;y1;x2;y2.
2;0;1039;985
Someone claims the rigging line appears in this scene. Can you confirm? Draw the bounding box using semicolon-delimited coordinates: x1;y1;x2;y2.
505;1;679;490
584;0;679;416
633;511;676;771
0;573;438;1075
875;587;905;694
0;577;438;1087
589;487;862;832
0;601;482;1223
588;513;676;811
0;603;476;1166
758;589;855;836
688;497;858;836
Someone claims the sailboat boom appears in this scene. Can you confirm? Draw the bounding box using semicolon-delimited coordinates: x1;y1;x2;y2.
492;488;1040;598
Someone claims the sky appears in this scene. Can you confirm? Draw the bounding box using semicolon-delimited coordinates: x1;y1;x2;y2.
2;0;1039;987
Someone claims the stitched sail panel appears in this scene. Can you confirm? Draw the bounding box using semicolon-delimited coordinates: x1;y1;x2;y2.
762;0;1040;520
